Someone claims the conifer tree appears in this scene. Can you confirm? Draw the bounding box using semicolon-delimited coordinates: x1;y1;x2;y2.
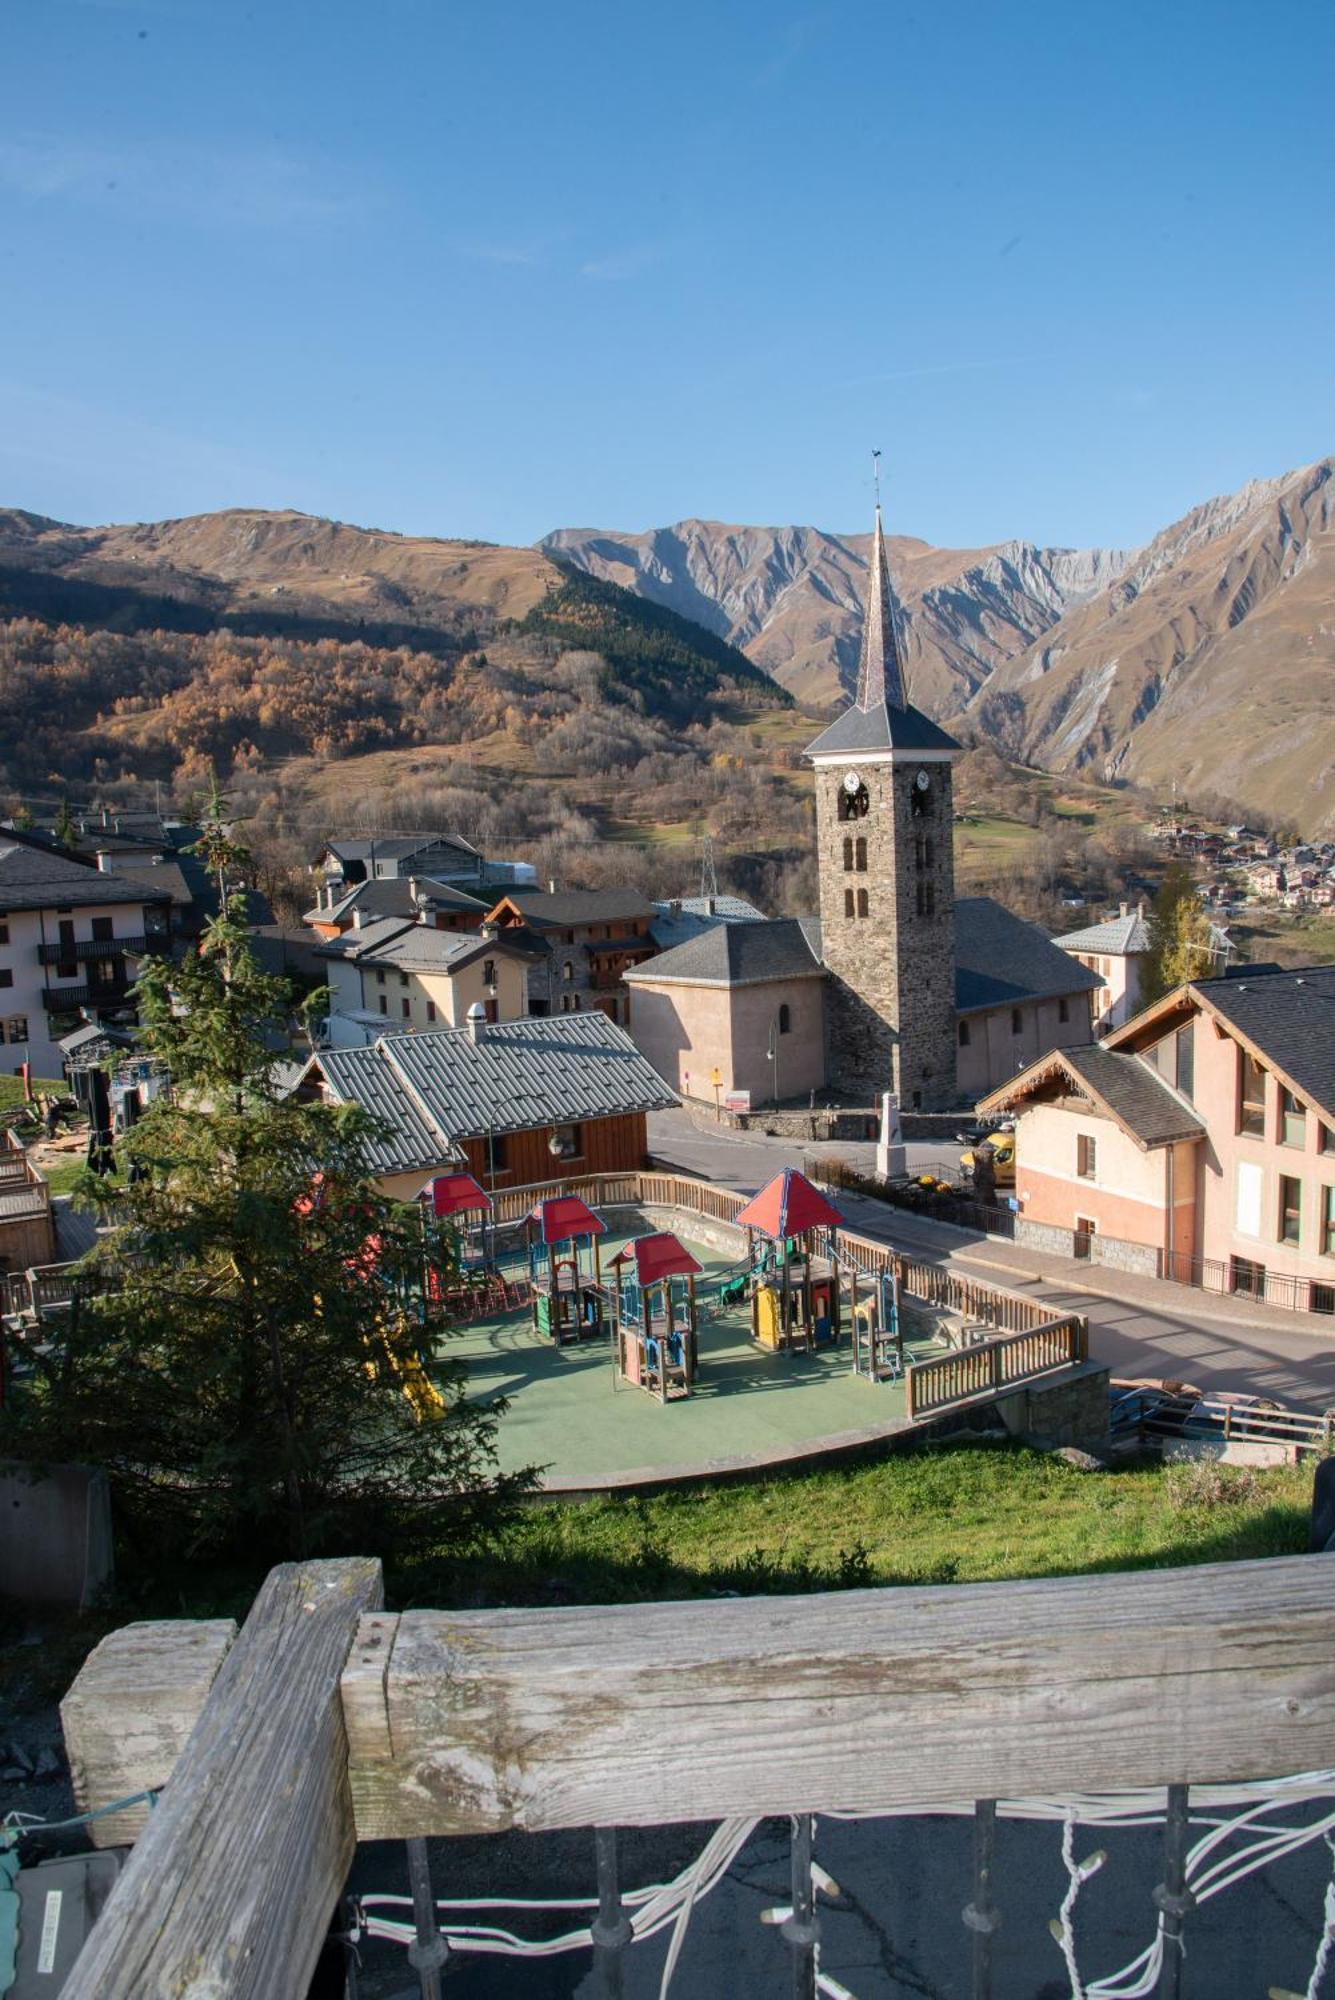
1;834;527;1565
53;797;77;849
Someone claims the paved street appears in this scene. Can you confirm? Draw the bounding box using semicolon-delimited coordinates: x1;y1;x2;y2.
648;1109;1335;1410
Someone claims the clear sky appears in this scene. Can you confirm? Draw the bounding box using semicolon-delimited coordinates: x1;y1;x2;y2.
3;0;1332;554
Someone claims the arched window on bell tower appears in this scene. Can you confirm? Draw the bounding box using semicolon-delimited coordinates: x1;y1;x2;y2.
843;836;854;871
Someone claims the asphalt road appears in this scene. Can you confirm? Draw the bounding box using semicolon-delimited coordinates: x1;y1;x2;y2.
648;1109;1335;1410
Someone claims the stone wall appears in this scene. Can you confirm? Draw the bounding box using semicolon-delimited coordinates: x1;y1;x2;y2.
814;757;958;1111
1016;1216;1161;1279
994;1361;1110;1449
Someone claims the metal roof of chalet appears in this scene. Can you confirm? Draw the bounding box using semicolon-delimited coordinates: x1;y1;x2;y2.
979;1043;1205;1150
308;1013;677;1176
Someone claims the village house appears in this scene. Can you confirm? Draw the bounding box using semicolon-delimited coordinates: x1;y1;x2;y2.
314;911;537;1045
1053;905;1153;1034
0;833;173;1081
977;964;1335;1314
481;887;657;1029
295;1009;676;1199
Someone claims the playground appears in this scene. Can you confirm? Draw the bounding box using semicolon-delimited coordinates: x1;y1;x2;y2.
421;1170;956;1485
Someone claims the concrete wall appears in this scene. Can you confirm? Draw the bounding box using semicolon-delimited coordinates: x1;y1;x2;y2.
1013;1101;1180;1257
626;974;826;1107
0;1463;113;1609
958;991;1094;1099
1189;1009;1335;1302
995;1361;1110;1448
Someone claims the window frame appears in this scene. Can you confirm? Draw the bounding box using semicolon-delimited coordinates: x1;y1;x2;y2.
1077;1132;1097;1181
1279;1173;1302;1246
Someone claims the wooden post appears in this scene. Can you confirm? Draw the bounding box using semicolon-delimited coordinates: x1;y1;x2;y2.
65;1556;383;1999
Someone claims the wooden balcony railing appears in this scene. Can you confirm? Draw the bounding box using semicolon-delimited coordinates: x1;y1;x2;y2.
57;1551;1335;1996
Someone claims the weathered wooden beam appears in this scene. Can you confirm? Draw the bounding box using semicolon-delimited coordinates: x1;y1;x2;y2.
66;1555;382;1999
61;1617;238;1846
343;1555;1335;1838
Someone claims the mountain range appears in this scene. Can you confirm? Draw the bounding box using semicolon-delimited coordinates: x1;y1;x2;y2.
546;457;1335;833
1;454;1332;834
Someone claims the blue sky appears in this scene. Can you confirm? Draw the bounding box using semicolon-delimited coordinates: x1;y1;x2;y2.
2;0;1332;553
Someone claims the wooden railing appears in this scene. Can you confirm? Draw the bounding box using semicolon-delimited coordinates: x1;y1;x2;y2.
907;1319;1086;1419
57;1551;1335;1995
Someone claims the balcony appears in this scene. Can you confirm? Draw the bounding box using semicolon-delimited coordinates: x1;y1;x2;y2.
41;974;134;1011
36;934;155;965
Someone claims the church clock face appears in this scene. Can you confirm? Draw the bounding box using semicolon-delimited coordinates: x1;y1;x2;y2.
911;766;931;817
838;769;870;821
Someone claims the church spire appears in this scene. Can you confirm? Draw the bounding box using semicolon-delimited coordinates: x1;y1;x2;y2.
855;451;908;713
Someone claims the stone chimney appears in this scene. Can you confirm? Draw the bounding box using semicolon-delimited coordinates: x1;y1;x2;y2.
351;906;364;931
1119;902;1128;918
466;1001;487;1044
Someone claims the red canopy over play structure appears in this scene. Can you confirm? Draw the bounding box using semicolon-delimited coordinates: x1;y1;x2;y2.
528;1194;608;1245
423;1171;492;1220
735;1168;844;1241
610;1231;704;1288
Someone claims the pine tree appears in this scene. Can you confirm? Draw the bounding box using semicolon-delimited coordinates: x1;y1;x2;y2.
1141;863;1214;1007
53;797;77;849
0;896;528;1566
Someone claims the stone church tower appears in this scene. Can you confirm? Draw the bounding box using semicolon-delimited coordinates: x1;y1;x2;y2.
806;498;960;1110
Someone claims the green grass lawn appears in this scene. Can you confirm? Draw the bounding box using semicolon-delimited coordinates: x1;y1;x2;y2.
398;1443;1313;1608
0;1073;62;1113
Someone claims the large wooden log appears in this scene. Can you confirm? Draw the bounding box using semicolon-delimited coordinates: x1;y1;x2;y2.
343;1555;1335;1838
66;1555;382;1999
61;1617;237;1845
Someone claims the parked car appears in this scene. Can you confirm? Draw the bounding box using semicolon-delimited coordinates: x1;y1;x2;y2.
958;1131;1017;1187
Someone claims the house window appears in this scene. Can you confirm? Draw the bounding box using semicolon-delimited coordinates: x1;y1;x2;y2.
855;837;867;872
399;971;409;987
778;1003;791;1035
0;970;11;990
91;915;113;942
844;889;855;918
1280;1088;1306;1148
0;922;8;945
378;996;388;1015
483;959;496;987
1322;1186;1335;1258
487;1134;510;1174
1230;1255;1267;1300
401;998;411;1019
1312;1282;1335;1316
4;1017;27;1044
1011;1008;1023;1036
1238;1049;1266;1136
1077;1133;1097;1180
958;1019;970;1047
56;918;76;979
843;837;854;872
1279;1175;1302;1245
1320;1124;1333;1156
1176;1023;1194;1101
562;960;575;981
426;1001;436;1023
1058;997;1069;1024
856;888;870;918
552;1123;583;1159
376;970;386;985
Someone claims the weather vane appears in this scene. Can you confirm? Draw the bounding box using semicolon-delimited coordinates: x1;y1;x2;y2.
872;447;882;510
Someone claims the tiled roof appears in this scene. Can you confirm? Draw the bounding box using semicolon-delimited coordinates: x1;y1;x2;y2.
955;898;1103;1014
625;917;823;988
308;1013;677;1174
1189;965;1335;1124
1055;910;1152;955
804;698;959;759
0;841;172;912
979;1043;1205;1149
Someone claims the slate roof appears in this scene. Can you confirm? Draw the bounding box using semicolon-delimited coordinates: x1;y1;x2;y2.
955;898;1103;1014
979;1044;1205;1150
0;841;173;912
625;917;824;988
323;833;479;868
1189;966;1335;1123
648;896;767;954
306;876;491;928
317;919;501;974
306;1013;677;1175
1055;909;1152;956
487;888;653;928
804;698;959;760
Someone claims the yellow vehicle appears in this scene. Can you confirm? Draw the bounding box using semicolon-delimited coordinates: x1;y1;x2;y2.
959;1130;1017;1187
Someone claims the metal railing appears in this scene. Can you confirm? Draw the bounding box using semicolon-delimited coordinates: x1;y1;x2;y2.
1161;1248;1335;1317
41;977;133;1010
36;934;151;965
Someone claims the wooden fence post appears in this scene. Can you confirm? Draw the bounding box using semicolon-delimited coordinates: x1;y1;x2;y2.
65;1555;382;1999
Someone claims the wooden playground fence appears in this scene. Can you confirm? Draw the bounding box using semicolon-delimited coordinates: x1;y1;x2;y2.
905;1318;1087;1420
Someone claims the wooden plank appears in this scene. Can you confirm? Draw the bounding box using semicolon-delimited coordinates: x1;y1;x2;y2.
345;1555;1335;1838
60;1618;238;1846
66;1555;382;1998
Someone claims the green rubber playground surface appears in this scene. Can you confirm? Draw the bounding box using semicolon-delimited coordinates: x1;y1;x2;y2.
430;1232;949;1486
